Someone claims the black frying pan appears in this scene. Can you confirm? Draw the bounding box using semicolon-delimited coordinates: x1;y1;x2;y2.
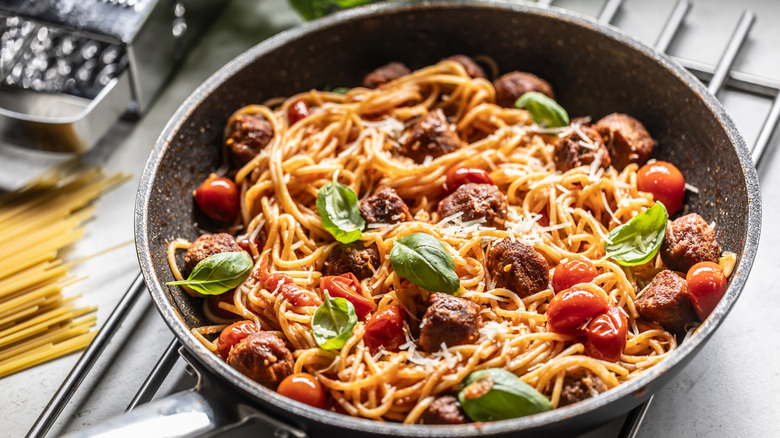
115;1;760;437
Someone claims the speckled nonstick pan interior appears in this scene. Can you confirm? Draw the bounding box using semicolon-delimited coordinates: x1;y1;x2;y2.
134;1;760;437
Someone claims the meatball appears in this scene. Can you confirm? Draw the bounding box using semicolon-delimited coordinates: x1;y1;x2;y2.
660;213;721;272
419;293;481;352
321;242;380;281
359;187;412;225
363;62;411;88
486;239;549;298
225;113;274;167
437;183;508;228
493;71;555;108
593;113;655;171
227;331;294;388
636;270;698;332
422;395;468;424
184;233;243;272
558;367;608;407
400;110;462;164
447;54;487;79
554;125;612;172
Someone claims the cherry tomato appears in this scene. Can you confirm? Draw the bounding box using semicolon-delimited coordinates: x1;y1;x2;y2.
280;283;320;307
216;320;255;359
320;273;375;320
637;161;685;215
443;167;494;194
537;209;550;227
237;236;263;253
552;258;598;293
686;261;727;320
288;99;310;125
277;372;327;409
194;174;240;223
547;287;609;336
207;292;238;321
363;305;406;352
585;306;627;362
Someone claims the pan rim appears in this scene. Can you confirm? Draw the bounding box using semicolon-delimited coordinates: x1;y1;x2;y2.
135;0;761;435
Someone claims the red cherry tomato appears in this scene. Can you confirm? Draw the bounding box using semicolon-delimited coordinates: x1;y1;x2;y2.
547;287;609;336
320;273;375;320
585;306;627;362
637;161;685;215
288;99;310;125
216;320;255;359
686;261;727;320
363;305;406;352
277;372;327;409
207;292;238;321
552;258;598;293
443;167;494;194
194;174;240;223
237;236;263;253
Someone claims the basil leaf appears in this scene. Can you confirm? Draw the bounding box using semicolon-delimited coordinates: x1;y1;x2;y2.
604;202;668;266
167;251;253;296
458;368;552;422
316;179;365;244
289;0;371;20
514;92;570;128
389;233;460;294
312;291;358;350
331;87;351;95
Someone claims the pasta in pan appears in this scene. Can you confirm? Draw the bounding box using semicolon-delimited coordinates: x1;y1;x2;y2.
167;58;735;423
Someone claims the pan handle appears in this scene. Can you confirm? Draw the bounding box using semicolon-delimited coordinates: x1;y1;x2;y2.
62;348;308;438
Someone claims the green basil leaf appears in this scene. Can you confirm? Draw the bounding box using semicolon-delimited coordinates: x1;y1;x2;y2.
514;91;570;128
458;368;552;422
604;202;668;266
312;291;358;350
167;251;253;295
331;87;351;95
288;0;371;20
316;178;366;244
389;233;460;294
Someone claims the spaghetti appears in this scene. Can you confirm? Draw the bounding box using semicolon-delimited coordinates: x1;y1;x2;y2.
169;60;735;423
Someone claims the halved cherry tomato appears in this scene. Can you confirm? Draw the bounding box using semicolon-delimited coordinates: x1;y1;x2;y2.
207;292;238;321
216;320;255;359
280;282;320;307
194;174;240;223
552;258;598;293
443;167;494;194
277;372;326;409
637;161;685;215
320;273;375;320
363;305;406;352
686;261;727;320
288;99;310;125
547;287;609;336
585;306;627;362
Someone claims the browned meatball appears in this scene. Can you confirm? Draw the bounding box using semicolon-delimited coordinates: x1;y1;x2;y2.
660;213;721;272
486;239;549;298
447;55;487;79
554;125;612;172
225;113;274;167
227;331;294;388
558;367;608;407
184;233;243;272
636;270;698;332
493;71;555;108
400;110;462;163
321;242;380;281
437;183;508;228
422;395;468;424
363;62;411;88
594;113;655;171
419;293;481;352
359;188;412;225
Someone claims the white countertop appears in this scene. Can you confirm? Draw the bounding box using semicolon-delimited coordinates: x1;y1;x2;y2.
2;0;779;437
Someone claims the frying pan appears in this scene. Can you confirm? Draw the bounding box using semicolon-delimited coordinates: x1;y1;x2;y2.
100;1;761;437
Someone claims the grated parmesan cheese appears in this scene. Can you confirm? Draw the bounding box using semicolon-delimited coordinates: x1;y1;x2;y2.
685;183;700;194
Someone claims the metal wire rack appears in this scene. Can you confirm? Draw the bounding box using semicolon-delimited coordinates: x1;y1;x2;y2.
24;0;780;437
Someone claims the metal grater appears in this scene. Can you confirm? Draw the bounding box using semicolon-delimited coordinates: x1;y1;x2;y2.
0;0;227;153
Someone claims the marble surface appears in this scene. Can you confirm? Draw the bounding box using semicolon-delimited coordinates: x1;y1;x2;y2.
2;0;779;437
